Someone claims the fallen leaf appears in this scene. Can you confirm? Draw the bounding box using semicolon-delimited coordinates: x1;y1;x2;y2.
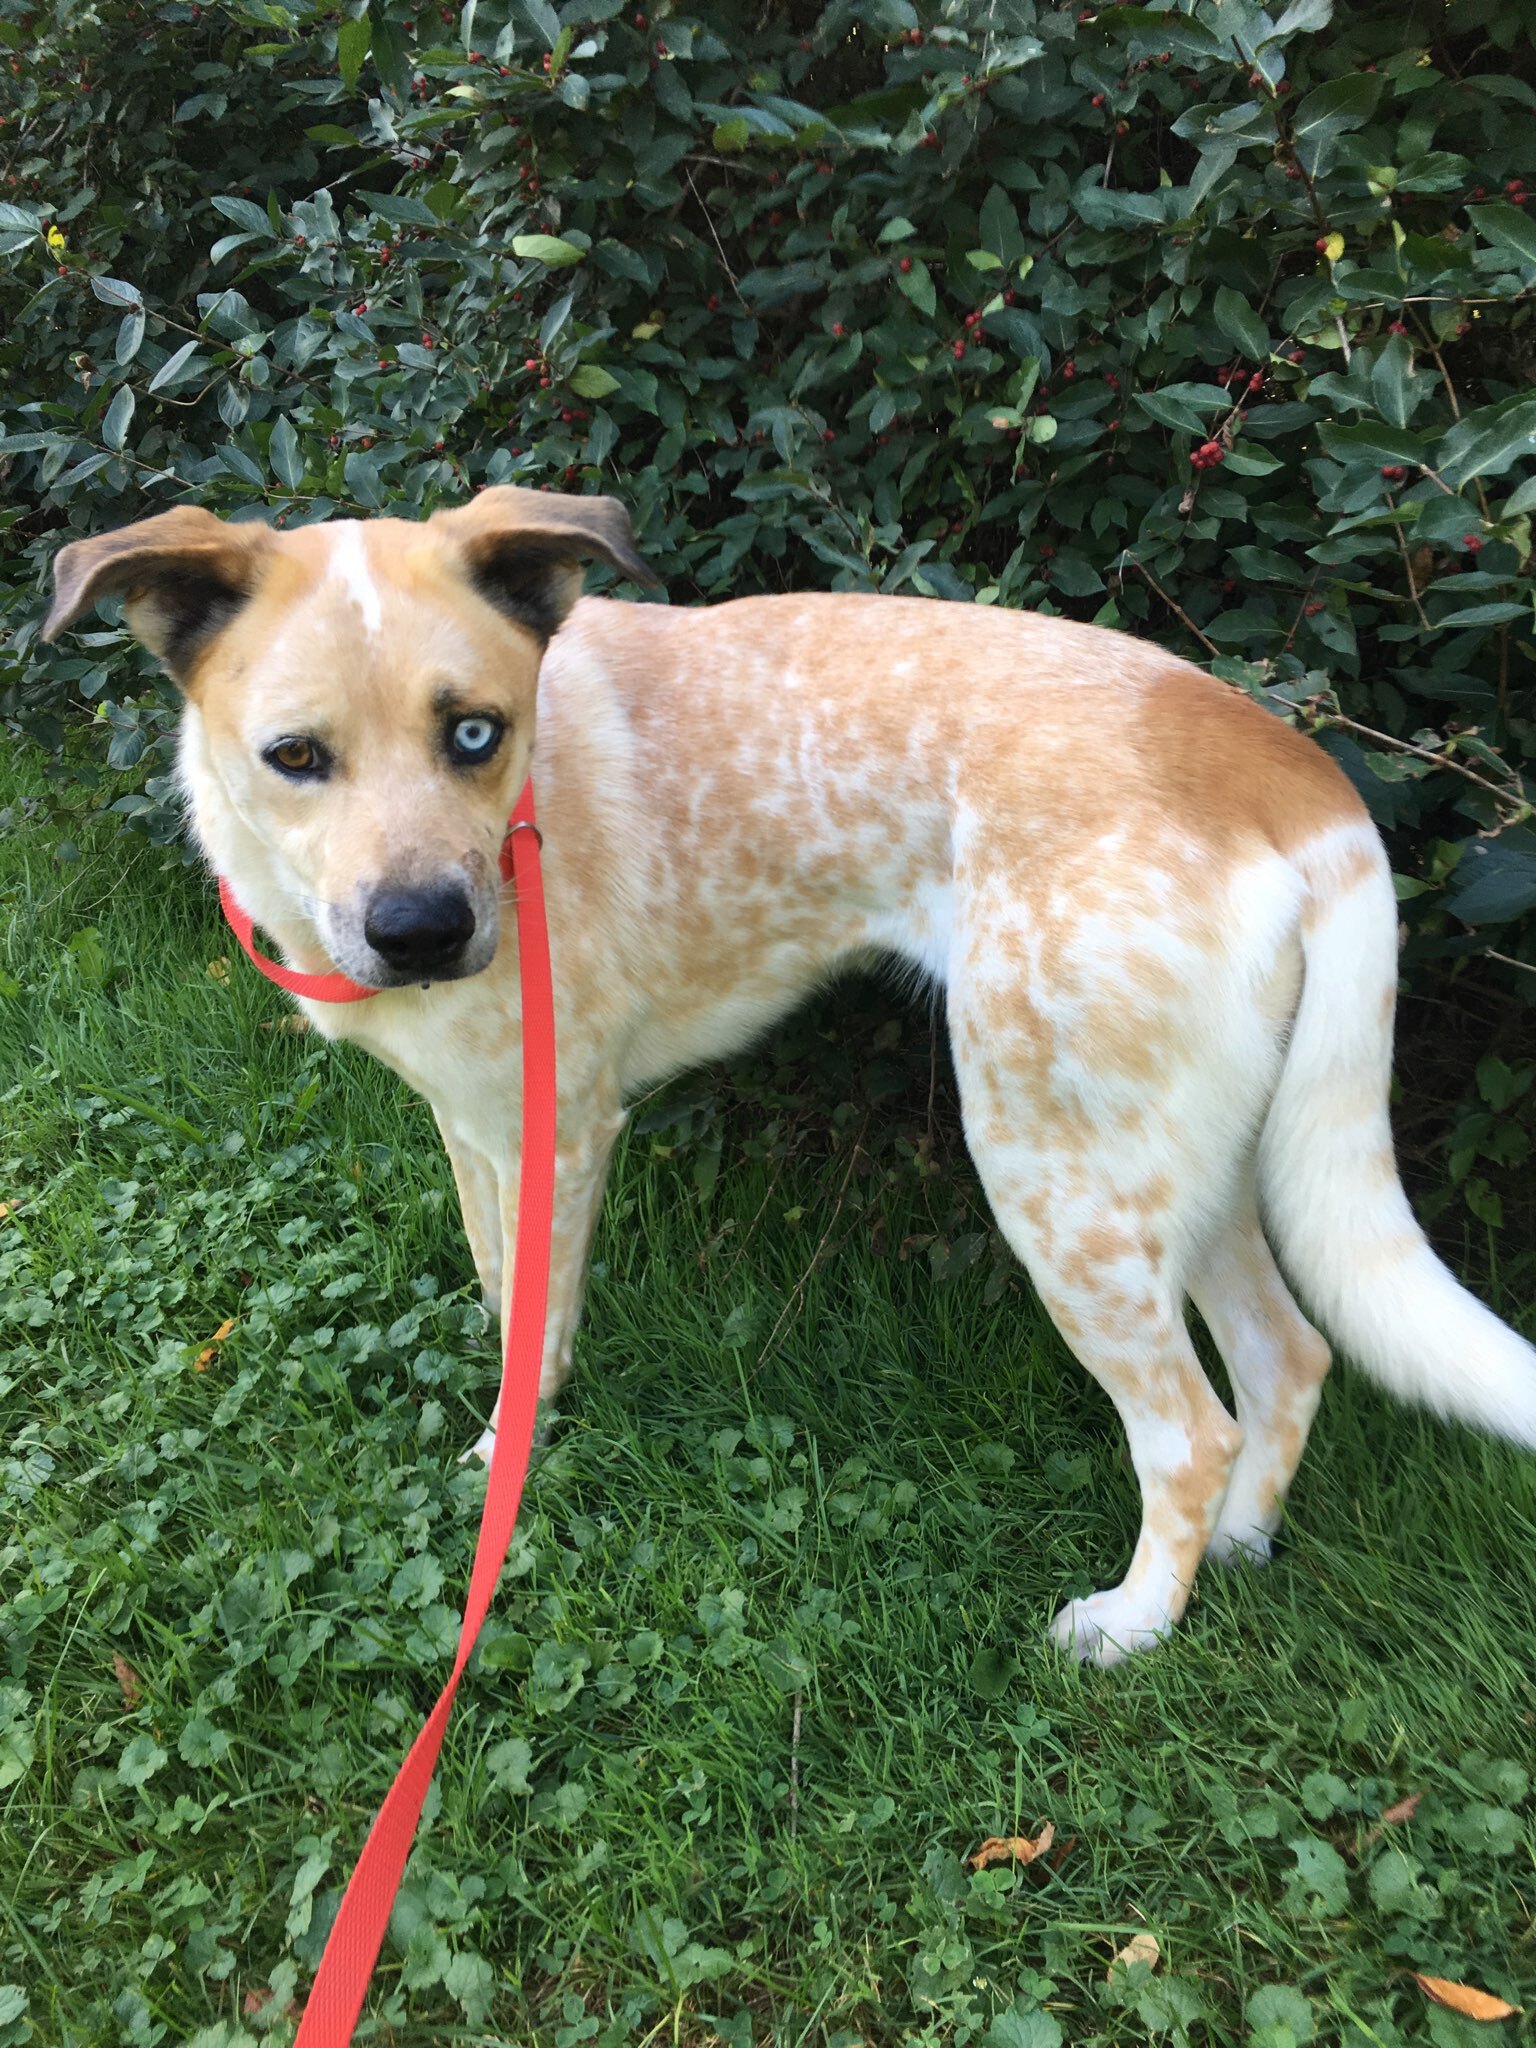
193;1347;217;1372
1109;1932;1160;1978
1048;1833;1077;1872
0;1200;19;1222
112;1654;142;1707
211;1318;237;1343
1412;1975;1520;2022
260;1013;310;1034
969;1821;1055;1871
1381;1792;1422;1825
206;956;231;983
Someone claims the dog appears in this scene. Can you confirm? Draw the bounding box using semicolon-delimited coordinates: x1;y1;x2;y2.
44;488;1536;1665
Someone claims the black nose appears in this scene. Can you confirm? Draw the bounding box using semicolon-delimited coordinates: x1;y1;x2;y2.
364;884;476;974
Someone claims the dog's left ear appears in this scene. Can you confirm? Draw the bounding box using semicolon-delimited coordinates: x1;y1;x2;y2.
431;486;658;641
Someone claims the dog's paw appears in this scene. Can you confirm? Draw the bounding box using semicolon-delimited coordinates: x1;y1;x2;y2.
459;1425;498;1468
457;1404;562;1471
1048;1591;1172;1667
1205;1522;1275;1568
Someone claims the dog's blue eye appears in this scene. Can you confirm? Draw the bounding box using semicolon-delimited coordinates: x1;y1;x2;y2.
448;715;503;763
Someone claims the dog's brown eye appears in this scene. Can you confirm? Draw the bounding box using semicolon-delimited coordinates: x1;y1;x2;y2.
264;736;328;778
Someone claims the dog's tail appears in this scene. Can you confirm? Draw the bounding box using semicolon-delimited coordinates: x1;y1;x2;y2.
1257;823;1536;1445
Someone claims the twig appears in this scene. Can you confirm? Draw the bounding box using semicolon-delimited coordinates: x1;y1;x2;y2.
684;165;744;306
1484;948;1536;977
1120;553;1218;656
1314;708;1529;813
750;1122;865;1376
1387;503;1432;631
1333;313;1352;365
789;1692;802;1839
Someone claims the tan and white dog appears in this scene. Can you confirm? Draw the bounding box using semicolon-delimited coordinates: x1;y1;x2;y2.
45;489;1536;1664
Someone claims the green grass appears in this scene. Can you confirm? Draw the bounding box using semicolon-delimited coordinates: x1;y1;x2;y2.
2;757;1534;2048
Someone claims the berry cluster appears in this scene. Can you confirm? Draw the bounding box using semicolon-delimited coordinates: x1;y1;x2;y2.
1189;441;1225;470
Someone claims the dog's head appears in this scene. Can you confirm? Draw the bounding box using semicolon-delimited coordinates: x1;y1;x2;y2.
44;488;654;986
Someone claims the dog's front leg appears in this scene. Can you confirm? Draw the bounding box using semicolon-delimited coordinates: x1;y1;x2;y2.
460;1095;627;1465
435;1111;504;1317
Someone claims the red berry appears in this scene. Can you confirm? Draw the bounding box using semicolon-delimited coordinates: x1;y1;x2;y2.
822;428;834;443
832;322;845;336
952;340;965;359
1380;465;1406;481
1387;320;1408;334
633;10;646;23
1248;371;1263;391
1115;120;1128;134
1091;93;1104;109
1462;533;1483;551
1287;349;1305;363
1304;602;1324;616
1314;236;1329;252
1062;359;1076;379
1277;79;1291;94
539;375;550;388
434;438;444;450
899;255;912;273
707;293;720;311
1106;417;1120;429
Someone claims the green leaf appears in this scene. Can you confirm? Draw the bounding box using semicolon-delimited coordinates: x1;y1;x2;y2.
1293;72;1382;176
985;2006;1064;2048
1213;284;1267;361
102;385;135;452
878;217;917;242
210;194;275;236
269;413;304;490
90;274;142;308
217;442;264;487
336;13;370;90
1370;332;1420;430
148;339;203;392
1281;1836;1350;1916
967;1645;1017;1701
116;1734;167;1787
344;448;385;507
512;233;586;267
1434;601;1529;628
1437;397;1536;488
712;117;750;152
1469;200;1536;271
307;122;362;146
570;364;620;399
1246;1984;1316;2046
115;309;146;366
895;255;936;318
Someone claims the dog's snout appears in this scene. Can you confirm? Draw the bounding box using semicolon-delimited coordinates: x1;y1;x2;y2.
364;883;476;974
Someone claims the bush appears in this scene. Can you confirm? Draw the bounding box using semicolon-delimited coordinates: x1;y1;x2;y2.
2;0;1533;1218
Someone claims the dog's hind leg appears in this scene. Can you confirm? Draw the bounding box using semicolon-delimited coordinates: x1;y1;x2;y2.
1188;1180;1332;1565
944;854;1309;1661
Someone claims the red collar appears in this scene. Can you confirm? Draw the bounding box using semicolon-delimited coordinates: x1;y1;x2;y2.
216;780;538;1002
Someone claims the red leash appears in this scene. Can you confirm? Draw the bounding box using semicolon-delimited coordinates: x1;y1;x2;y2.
219;780;555;2045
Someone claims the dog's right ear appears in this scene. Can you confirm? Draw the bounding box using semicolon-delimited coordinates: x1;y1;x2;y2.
43;507;273;686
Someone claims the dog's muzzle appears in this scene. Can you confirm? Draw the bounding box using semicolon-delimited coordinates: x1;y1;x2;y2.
363;882;477;977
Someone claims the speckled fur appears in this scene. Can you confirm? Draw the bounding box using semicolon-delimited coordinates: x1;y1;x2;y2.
45;492;1536;1665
